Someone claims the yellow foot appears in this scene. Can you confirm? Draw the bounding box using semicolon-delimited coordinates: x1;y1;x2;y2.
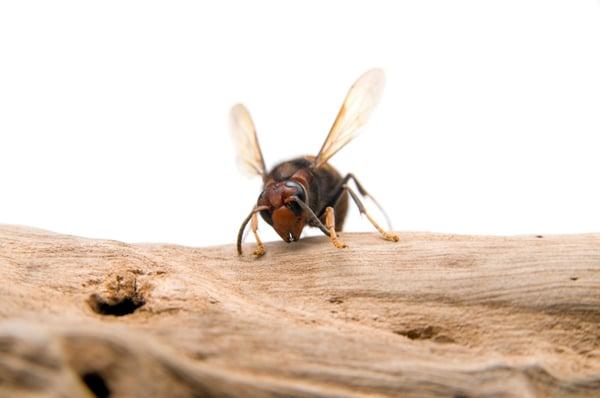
253;244;265;257
381;231;400;242
330;236;348;249
364;211;399;242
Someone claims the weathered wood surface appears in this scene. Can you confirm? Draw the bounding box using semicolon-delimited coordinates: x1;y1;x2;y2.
0;225;599;397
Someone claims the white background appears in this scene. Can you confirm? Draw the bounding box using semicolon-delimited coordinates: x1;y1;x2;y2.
1;1;599;247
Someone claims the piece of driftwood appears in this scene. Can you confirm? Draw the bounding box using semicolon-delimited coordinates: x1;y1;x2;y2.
0;225;599;398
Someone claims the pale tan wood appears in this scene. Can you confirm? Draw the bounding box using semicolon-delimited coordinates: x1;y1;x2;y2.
0;224;599;397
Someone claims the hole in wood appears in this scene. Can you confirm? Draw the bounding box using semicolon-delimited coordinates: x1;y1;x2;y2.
393;325;454;343
87;271;146;316
81;372;111;398
88;293;145;316
395;325;437;340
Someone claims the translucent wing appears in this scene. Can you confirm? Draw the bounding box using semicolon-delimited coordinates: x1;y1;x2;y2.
229;103;266;178
314;68;385;168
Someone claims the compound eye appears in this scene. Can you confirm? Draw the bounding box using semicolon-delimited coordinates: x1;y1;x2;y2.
284;180;306;202
259;209;273;225
256;190;267;207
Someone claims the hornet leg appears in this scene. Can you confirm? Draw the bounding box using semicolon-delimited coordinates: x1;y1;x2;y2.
323;173;393;230
324;206;348;249
285;196;331;237
251;211;265;257
237;205;269;256
325;184;399;242
286;196;346;250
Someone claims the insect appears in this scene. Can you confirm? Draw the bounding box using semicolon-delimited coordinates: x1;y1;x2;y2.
231;68;399;257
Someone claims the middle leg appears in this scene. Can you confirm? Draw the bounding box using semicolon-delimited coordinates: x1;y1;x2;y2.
324;184;399;242
323;173;393;230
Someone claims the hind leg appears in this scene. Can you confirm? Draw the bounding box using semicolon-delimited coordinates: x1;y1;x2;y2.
322;183;399;242
322;173;393;230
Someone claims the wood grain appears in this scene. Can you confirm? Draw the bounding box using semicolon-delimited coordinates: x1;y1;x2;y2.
0;225;599;397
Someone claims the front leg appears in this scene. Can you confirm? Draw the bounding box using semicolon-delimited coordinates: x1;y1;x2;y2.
324;206;348;249
236;205;269;256
250;211;266;257
285;196;345;250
